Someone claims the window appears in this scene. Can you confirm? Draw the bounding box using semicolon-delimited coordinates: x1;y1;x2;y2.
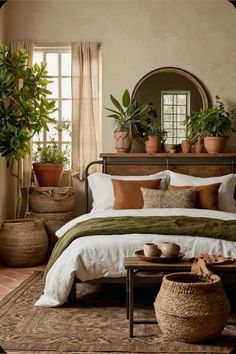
161;91;190;144
33;48;72;167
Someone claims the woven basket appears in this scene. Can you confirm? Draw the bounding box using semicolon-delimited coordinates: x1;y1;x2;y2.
28;211;74;252
29;186;74;213
0;219;48;267
154;272;230;343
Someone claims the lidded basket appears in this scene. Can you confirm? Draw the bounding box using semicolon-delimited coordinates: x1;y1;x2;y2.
154;272;230;343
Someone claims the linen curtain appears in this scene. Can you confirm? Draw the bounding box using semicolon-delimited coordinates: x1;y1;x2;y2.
9;41;34;189
71;42;102;180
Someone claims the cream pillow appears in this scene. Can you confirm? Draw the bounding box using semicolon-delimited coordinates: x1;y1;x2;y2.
169;171;236;213
88;171;169;212
141;188;196;209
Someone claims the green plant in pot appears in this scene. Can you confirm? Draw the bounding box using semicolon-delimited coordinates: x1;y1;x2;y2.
33;121;70;187
137;104;167;153
185;96;236;153
0;43;56;217
105;89;148;153
0;43;56;266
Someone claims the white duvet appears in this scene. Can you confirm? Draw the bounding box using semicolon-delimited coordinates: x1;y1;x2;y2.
35;208;236;307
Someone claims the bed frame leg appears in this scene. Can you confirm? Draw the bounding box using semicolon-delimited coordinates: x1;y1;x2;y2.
67;279;77;305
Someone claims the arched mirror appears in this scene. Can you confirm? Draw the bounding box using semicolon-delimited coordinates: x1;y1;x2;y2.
132;67;210;145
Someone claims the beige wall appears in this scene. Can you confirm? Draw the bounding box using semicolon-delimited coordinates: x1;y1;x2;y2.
0;5;17;223
1;0;236;216
4;0;236;152
0;4;5;42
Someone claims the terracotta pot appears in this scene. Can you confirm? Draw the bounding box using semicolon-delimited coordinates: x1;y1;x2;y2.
181;140;191;153
114;131;132;153
145;136;161;153
204;136;227;154
195;137;203;153
33;163;64;187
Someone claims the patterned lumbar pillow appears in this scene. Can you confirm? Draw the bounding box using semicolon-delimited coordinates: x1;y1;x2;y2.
141;188;196;209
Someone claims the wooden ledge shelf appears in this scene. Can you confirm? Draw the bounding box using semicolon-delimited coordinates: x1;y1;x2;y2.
100;152;236;158
98;152;236;177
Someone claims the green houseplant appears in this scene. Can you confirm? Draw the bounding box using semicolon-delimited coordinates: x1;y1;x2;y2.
0;43;56;217
0;43;56;266
184;96;236;153
105;89;148;152
136;104;167;153
33;123;70;187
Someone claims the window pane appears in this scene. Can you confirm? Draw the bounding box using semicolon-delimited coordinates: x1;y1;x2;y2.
61;100;72;120
163;95;173;104
61;53;71;76
177;106;187;114
46;53;58;76
61;78;71;98
47;78;58;99
33;51;43;65
164;106;173;114
62;124;71;142
178;95;187;105
46;123;58;141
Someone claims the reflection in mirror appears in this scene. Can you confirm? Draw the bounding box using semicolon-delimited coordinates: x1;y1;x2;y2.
133;67;209;145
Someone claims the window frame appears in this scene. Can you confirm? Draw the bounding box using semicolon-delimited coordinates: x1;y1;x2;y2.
33;46;72;165
161;90;191;145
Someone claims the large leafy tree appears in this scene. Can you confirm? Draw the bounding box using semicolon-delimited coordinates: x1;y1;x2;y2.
0;43;56;217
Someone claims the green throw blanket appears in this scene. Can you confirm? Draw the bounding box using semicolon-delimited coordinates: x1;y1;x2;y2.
46;215;236;274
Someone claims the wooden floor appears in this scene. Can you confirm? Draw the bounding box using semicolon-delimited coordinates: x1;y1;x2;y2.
0;265;45;301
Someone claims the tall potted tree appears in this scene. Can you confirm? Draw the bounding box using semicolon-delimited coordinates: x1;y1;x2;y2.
0;43;56;266
0;43;56;216
105;89;148;152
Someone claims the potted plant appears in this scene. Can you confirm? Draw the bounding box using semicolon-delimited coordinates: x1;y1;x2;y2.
0;43;56;217
0;43;56;266
136;104;167;153
105;89;148;152
184;96;236;154
33;139;69;187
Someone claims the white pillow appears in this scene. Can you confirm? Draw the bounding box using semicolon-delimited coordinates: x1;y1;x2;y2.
169;171;236;213
88;170;169;212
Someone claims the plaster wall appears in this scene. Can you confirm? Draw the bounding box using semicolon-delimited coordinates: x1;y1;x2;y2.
0;4;5;42
0;5;17;223
5;0;236;152
1;0;236;216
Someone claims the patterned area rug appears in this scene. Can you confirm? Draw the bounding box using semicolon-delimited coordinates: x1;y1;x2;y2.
0;271;236;354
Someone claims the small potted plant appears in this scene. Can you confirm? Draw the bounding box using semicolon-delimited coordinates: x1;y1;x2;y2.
105;89;148;152
136;104;167;153
33;139;69;187
184;96;236;154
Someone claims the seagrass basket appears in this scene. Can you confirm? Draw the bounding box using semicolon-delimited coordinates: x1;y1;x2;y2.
28;210;74;252
29;186;74;213
154;272;230;343
0;219;48;267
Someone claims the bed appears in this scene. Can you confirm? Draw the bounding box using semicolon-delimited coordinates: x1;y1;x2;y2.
35;153;236;307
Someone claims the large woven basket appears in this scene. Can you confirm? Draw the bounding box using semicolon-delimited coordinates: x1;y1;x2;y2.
154;272;230;343
0;219;48;267
29;186;74;213
28;211;74;252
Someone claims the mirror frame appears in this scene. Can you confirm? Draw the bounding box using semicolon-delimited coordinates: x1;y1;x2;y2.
132;67;210;109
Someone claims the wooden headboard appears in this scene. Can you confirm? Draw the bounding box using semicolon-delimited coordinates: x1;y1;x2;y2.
85;152;236;212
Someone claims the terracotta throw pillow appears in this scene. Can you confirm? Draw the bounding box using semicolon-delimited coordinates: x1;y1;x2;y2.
141;188;196;209
112;179;161;209
168;183;222;210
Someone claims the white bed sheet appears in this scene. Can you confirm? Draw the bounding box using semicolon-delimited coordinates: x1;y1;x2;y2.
35;208;236;307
